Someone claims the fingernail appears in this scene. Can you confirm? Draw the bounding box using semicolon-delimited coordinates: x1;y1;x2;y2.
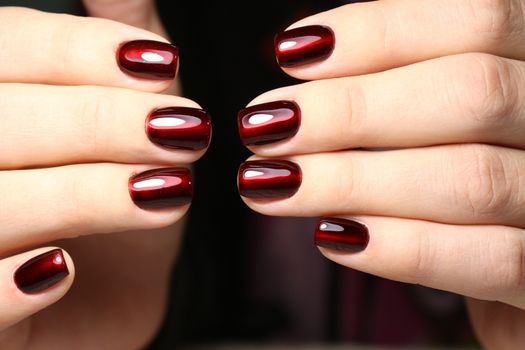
315;218;369;252
147;107;212;151
118;40;179;80
129;168;192;209
238;160;301;199
275;25;335;68
238;101;300;146
14;249;69;294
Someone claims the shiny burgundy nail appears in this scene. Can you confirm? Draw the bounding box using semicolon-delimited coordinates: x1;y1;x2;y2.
275;25;335;68
14;249;69;294
238;160;301;199
238;101;300;146
118;40;179;80
147;107;211;151
315;218;369;252
129;168;192;209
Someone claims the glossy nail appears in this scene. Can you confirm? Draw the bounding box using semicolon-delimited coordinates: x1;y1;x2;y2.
118;40;179;80
238;101;300;146
147;107;212;151
129;168;192;209
14;249;69;294
238;160;301;199
315;218;369;252
275;25;335;68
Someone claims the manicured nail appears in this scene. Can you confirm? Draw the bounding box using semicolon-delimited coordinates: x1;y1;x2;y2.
275;25;335;68
14;249;69;294
129;168;192;209
118;40;179;80
238;101;300;146
238;160;301;199
315;218;369;252
147;107;212;151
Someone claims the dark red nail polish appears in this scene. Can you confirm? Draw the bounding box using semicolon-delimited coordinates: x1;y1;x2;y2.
315;218;369;252
129;168;192;209
238;101;300;146
118;40;179;80
275;25;335;68
147;107;212;151
14;249;69;294
238;160;301;199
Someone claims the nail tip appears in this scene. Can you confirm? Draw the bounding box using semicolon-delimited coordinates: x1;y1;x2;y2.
237;160;302;200
117;40;179;80
237;101;301;146
274;25;335;68
146;107;212;151
14;249;69;294
129;167;193;209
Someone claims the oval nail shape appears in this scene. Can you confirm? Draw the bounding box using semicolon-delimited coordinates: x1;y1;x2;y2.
147;107;212;150
315;218;369;252
275;25;335;68
118;40;179;80
238;160;302;199
14;249;69;294
129;167;192;209
238;101;300;146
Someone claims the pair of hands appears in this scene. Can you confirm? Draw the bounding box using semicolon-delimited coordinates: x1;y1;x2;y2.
1;0;525;349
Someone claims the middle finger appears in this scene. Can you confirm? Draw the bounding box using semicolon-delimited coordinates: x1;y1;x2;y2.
0;84;211;169
240;53;525;156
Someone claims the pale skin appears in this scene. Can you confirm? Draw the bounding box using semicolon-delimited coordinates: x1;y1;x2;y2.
243;0;525;349
1;0;524;349
0;1;197;349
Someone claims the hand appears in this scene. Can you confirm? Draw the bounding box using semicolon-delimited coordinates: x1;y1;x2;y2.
238;0;525;348
0;2;210;349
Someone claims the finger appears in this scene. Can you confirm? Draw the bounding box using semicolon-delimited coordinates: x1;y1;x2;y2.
0;7;177;90
0;84;211;169
466;298;525;348
314;216;525;309
0;248;74;332
238;144;525;226
0;164;192;254
84;0;168;39
241;53;525;155
83;0;156;27
275;0;525;79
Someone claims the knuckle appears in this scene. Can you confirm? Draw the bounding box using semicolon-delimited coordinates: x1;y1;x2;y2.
59;168;86;234
467;0;524;39
77;88;114;155
340;81;367;143
404;229;434;283
454;54;516;128
481;230;525;294
453;145;514;218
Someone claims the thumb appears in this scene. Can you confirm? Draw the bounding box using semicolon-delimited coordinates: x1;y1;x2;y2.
83;0;165;35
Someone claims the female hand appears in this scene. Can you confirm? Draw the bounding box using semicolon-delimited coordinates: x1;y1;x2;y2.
0;1;211;349
238;0;525;348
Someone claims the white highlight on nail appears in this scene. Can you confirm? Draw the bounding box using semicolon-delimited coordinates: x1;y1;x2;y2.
320;223;328;230
54;255;63;264
150;117;186;127
244;170;265;178
248;113;274;125
133;178;166;189
141;52;164;62
279;41;297;50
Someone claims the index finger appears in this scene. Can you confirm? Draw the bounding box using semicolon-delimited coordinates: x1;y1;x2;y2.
0;7;178;91
276;0;525;79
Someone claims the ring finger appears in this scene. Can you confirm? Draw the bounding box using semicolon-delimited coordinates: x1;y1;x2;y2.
238;144;525;226
0;164;192;254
